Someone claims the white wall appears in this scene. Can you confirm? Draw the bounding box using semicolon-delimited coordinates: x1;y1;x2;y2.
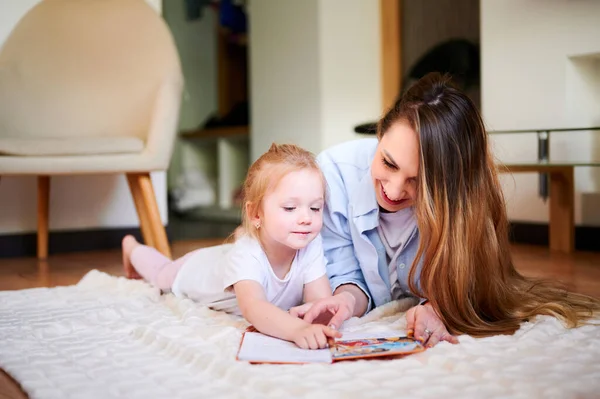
249;0;322;158
481;0;600;226
0;0;168;235
249;0;382;160
317;0;382;151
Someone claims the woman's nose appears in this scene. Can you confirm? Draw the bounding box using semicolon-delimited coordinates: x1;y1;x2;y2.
387;180;406;200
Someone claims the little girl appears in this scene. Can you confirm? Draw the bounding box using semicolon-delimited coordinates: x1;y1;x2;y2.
122;143;341;349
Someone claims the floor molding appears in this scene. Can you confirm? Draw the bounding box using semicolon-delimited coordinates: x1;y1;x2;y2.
0;227;149;259
0;215;239;259
2;222;598;259
509;222;599;252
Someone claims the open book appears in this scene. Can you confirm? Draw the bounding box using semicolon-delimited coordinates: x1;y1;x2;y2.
237;330;425;364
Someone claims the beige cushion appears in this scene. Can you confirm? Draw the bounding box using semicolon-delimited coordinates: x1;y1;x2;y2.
0;137;145;156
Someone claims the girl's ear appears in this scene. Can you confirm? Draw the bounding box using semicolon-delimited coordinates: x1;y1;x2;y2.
246;201;261;227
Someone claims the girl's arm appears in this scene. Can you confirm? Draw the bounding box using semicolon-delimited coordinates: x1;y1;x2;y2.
235;279;305;340
289;275;334;321
303;275;333;303
234;280;341;347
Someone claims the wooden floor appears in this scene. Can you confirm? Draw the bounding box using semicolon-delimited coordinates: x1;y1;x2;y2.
0;240;599;298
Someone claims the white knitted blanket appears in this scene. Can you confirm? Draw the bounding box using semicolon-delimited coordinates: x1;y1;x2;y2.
0;270;599;399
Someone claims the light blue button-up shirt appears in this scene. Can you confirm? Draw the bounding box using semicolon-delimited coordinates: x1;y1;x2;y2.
317;138;423;312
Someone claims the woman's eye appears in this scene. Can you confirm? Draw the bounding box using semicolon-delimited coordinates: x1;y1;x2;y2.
283;207;295;212
310;207;321;212
382;157;397;170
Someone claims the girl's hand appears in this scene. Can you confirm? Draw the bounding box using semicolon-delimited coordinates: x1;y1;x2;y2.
292;324;342;349
302;291;356;330
289;302;314;319
406;303;459;347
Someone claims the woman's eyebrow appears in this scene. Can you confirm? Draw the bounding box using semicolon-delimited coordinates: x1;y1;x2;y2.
382;150;399;169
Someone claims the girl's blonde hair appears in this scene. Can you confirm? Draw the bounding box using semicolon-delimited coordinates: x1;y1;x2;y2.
239;143;325;241
379;72;599;337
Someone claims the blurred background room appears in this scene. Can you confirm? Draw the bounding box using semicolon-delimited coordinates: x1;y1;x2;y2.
0;0;598;298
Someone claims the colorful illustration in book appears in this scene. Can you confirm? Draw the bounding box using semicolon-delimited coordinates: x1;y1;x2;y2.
332;337;420;359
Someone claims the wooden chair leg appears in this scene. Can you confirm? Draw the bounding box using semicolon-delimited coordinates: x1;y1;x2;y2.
137;173;171;258
126;172;171;258
37;175;50;260
126;173;155;249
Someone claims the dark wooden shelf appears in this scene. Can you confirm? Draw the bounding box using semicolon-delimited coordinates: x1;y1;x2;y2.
180;125;249;140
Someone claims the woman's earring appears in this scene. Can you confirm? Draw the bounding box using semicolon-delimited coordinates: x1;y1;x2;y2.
255;221;261;229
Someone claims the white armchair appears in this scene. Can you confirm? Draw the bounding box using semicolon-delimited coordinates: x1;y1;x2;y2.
0;0;183;259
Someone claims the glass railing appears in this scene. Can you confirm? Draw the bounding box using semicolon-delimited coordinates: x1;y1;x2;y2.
488;127;600;134
488;127;600;199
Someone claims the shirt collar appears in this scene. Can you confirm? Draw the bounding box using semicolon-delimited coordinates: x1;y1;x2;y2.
350;165;380;233
353;165;378;216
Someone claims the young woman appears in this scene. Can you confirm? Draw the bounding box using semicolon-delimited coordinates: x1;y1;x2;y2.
297;73;599;347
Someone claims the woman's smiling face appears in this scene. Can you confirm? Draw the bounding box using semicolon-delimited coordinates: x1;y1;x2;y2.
371;120;420;212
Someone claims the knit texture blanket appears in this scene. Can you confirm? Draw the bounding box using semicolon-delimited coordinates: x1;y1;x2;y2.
0;270;599;399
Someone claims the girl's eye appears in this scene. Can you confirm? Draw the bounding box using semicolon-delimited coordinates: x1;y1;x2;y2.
283;207;295;212
382;157;397;170
310;207;321;212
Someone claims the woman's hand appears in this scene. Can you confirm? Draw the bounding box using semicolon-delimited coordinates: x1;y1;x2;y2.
289;302;314;319
302;291;356;330
291;301;338;326
291;324;342;349
406;302;459;347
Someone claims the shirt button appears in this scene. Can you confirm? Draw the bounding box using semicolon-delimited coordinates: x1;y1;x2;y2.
399;263;406;269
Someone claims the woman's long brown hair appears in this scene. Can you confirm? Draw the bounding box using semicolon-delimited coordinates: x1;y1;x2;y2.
378;72;599;337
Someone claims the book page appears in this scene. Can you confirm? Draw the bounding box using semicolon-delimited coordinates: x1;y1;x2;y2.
237;332;332;364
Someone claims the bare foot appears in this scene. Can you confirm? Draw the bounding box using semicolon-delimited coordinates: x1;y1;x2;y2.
122;235;142;279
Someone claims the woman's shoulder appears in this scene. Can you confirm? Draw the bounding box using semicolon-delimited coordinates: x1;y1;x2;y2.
317;138;377;168
316;139;376;198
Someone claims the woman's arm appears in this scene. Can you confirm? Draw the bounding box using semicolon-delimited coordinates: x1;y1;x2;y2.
317;156;374;314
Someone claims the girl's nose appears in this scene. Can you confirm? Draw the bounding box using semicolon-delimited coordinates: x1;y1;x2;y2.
298;209;312;224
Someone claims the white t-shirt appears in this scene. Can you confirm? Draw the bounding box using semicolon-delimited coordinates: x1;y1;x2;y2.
171;235;327;315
